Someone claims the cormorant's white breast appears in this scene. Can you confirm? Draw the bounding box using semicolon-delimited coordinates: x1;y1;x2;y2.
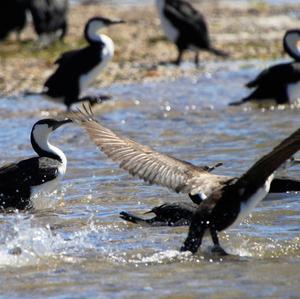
0;118;71;211
42;16;125;110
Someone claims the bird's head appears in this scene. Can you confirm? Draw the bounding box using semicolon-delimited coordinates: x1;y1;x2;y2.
283;29;300;61
84;17;125;43
31;118;72;154
32;118;72;135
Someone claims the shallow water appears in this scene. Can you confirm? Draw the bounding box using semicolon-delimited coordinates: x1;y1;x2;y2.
70;0;300;6
0;60;300;298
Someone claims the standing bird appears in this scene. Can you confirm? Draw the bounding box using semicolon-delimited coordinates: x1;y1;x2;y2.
27;0;69;43
181;128;300;255
155;0;228;66
70;108;300;227
38;17;125;110
0;0;27;41
0;118;71;211
230;29;300;106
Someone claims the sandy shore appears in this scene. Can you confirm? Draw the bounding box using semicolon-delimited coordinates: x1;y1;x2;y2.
0;1;299;96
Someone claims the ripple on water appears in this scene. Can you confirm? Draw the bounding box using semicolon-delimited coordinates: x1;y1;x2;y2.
0;60;300;298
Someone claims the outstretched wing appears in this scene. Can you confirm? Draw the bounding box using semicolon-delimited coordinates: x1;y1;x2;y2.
71;108;230;197
237;128;300;189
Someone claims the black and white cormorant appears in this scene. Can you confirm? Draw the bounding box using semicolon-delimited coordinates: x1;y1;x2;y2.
230;29;300;106
28;0;69;42
181;128;300;254
0;118;71;211
38;17;125;110
156;0;228;66
0;0;27;41
71;108;300;229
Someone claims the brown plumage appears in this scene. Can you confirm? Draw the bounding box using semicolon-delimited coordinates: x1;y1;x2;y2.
71;107;233;200
71;107;300;203
181;127;300;254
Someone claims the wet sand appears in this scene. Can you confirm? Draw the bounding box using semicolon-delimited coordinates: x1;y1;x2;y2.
0;1;299;95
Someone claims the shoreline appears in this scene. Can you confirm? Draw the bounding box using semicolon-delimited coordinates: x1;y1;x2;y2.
0;2;299;96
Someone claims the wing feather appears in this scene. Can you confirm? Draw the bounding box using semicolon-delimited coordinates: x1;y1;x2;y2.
71;108;230;196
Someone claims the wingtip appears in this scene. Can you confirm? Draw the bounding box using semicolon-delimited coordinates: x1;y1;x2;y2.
68;103;95;124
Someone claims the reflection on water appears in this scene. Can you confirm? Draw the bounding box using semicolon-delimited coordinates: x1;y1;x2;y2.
0;60;300;298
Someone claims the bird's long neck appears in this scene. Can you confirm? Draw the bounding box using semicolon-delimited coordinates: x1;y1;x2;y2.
31;127;66;165
85;23;104;45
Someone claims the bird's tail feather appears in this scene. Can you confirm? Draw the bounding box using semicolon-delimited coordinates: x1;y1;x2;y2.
209;47;229;58
229;96;251;106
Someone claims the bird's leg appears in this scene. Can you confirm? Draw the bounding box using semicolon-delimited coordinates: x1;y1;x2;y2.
194;52;199;67
181;225;205;253
175;49;183;65
210;228;228;256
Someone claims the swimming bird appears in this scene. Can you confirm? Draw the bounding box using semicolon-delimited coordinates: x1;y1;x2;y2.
28;0;69;43
38;17;125;110
0;0;27;41
0;118;71;211
181;127;300;255
229;29;300;106
71;108;300;227
155;0;228;66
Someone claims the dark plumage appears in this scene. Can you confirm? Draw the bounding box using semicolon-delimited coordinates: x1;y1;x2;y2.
181;128;300;254
0;0;27;41
0;157;61;210
0;119;71;211
71;109;300;239
28;0;68;41
230;30;300;106
230;63;300;106
120;175;300;227
120;202;197;226
283;29;300;61
41;17;124;110
156;0;228;66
